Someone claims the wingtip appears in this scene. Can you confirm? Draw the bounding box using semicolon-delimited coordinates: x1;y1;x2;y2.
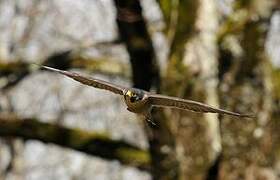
240;113;256;118
39;65;66;75
30;63;55;71
40;65;59;72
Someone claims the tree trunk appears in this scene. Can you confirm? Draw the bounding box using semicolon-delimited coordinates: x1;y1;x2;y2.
218;0;277;179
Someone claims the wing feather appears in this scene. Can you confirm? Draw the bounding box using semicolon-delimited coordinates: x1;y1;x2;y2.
148;94;254;118
41;66;125;95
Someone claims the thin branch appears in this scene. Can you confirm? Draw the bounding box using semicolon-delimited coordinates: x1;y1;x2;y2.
0;55;129;90
0;116;150;170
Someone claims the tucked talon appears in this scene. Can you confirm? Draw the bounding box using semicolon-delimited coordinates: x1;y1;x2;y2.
145;115;157;126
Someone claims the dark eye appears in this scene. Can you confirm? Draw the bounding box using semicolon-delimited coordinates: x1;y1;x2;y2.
130;96;137;103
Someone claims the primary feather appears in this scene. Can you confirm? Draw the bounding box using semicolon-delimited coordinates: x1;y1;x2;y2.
41;66;125;95
147;94;254;118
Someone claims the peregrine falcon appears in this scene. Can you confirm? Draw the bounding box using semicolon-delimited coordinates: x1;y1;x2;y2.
41;66;254;124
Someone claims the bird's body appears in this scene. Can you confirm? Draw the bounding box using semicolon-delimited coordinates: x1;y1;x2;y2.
123;88;150;114
40;65;254;124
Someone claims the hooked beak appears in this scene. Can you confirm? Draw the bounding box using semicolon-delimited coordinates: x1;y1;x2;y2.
126;90;133;97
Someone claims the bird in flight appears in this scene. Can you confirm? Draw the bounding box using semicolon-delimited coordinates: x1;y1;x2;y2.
40;66;254;125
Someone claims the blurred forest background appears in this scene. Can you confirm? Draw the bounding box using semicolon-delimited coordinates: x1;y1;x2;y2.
0;0;280;180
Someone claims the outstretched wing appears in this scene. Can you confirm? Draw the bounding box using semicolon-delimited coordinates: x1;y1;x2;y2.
147;94;254;118
41;66;125;95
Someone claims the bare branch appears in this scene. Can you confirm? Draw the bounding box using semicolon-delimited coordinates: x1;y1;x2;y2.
0;55;129;90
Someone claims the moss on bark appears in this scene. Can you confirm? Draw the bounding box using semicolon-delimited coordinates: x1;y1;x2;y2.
0;116;150;170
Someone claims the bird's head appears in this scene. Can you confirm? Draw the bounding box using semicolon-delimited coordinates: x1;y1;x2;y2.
124;89;144;103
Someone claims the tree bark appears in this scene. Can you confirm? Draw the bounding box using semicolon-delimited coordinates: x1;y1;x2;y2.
113;0;160;90
158;0;220;179
113;1;179;179
218;0;277;179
